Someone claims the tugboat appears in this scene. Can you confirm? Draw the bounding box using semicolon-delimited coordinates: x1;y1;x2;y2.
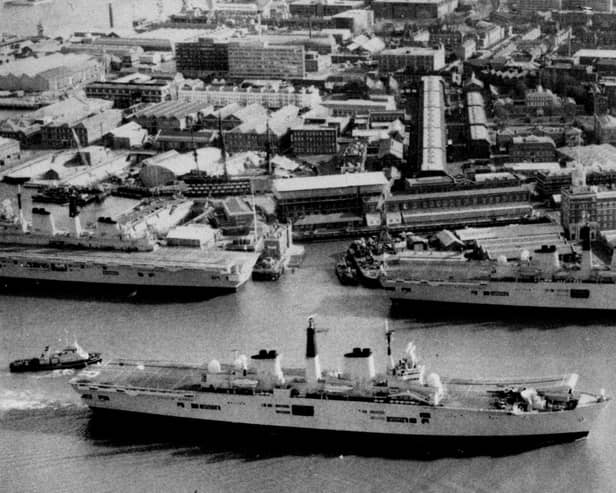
347;239;383;288
252;255;285;281
9;342;102;373
251;224;295;282
335;255;359;285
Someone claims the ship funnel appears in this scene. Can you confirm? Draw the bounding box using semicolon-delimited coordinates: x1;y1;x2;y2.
68;209;82;238
343;347;376;383
305;316;321;384
16;184;25;229
579;225;593;276
251;349;284;387
96;216;121;238
68;195;81;237
531;245;560;277
31;208;56;235
494;255;513;278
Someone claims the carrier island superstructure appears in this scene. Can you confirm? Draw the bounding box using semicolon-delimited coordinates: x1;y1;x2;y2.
0;191;257;292
70;318;609;450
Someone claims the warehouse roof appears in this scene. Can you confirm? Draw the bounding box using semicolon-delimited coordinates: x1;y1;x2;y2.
273;171;387;193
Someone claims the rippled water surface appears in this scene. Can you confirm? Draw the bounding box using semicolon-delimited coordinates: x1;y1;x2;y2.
1;234;615;492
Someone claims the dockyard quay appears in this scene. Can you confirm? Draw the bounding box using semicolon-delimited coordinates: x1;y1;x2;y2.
1;1;616;491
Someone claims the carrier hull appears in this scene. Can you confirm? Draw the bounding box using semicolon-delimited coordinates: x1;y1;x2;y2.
0;246;257;292
385;279;616;311
88;408;591;456
71;363;607;449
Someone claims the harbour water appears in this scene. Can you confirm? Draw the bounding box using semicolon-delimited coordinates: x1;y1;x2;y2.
1;235;616;492
0;0;183;38
1;1;615;490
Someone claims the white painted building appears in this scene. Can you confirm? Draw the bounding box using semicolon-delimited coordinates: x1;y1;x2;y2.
179;83;322;109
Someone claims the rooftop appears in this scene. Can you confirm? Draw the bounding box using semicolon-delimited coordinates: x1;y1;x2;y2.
512;135;555;145
557;144;616;170
374;0;449;3
0;53;97;77
273;172;387;193
0;136;19;147
136;100;213;119
574;49;616;59
380;46;443;56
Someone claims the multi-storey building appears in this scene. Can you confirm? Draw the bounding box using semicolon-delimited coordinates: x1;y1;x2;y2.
133;101;213;134
228;42;306;80
0;120;41;147
0;54;104;92
514;0;561;13
273;172;389;221
288;0;365;17
428;28;463;51
224;105;301;153
320;95;396;117
508;136;556;163
40;109;123;148
474;21;505;49
179;82;322;109
85;73;182;109
384;186;530;214
375;46;445;73
574;49;616;66
525;87;560;108
562;0;612;11
560;165;616;238
376;184;531;229
175;38;229;78
372;0;458;20
290;125;339;154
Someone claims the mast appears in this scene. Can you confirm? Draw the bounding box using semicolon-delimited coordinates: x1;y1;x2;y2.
191;127;199;173
251;183;258;243
265;117;272;175
218;113;228;180
108;3;114;29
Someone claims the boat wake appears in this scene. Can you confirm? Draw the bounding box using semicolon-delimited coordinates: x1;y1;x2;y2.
0;388;86;421
32;369;76;378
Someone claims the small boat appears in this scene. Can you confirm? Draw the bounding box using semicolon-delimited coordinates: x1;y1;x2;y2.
335;257;359;285
9;342;102;373
4;0;52;6
252;256;285;281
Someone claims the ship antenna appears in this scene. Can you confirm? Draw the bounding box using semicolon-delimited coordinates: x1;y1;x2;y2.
251;182;258;246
